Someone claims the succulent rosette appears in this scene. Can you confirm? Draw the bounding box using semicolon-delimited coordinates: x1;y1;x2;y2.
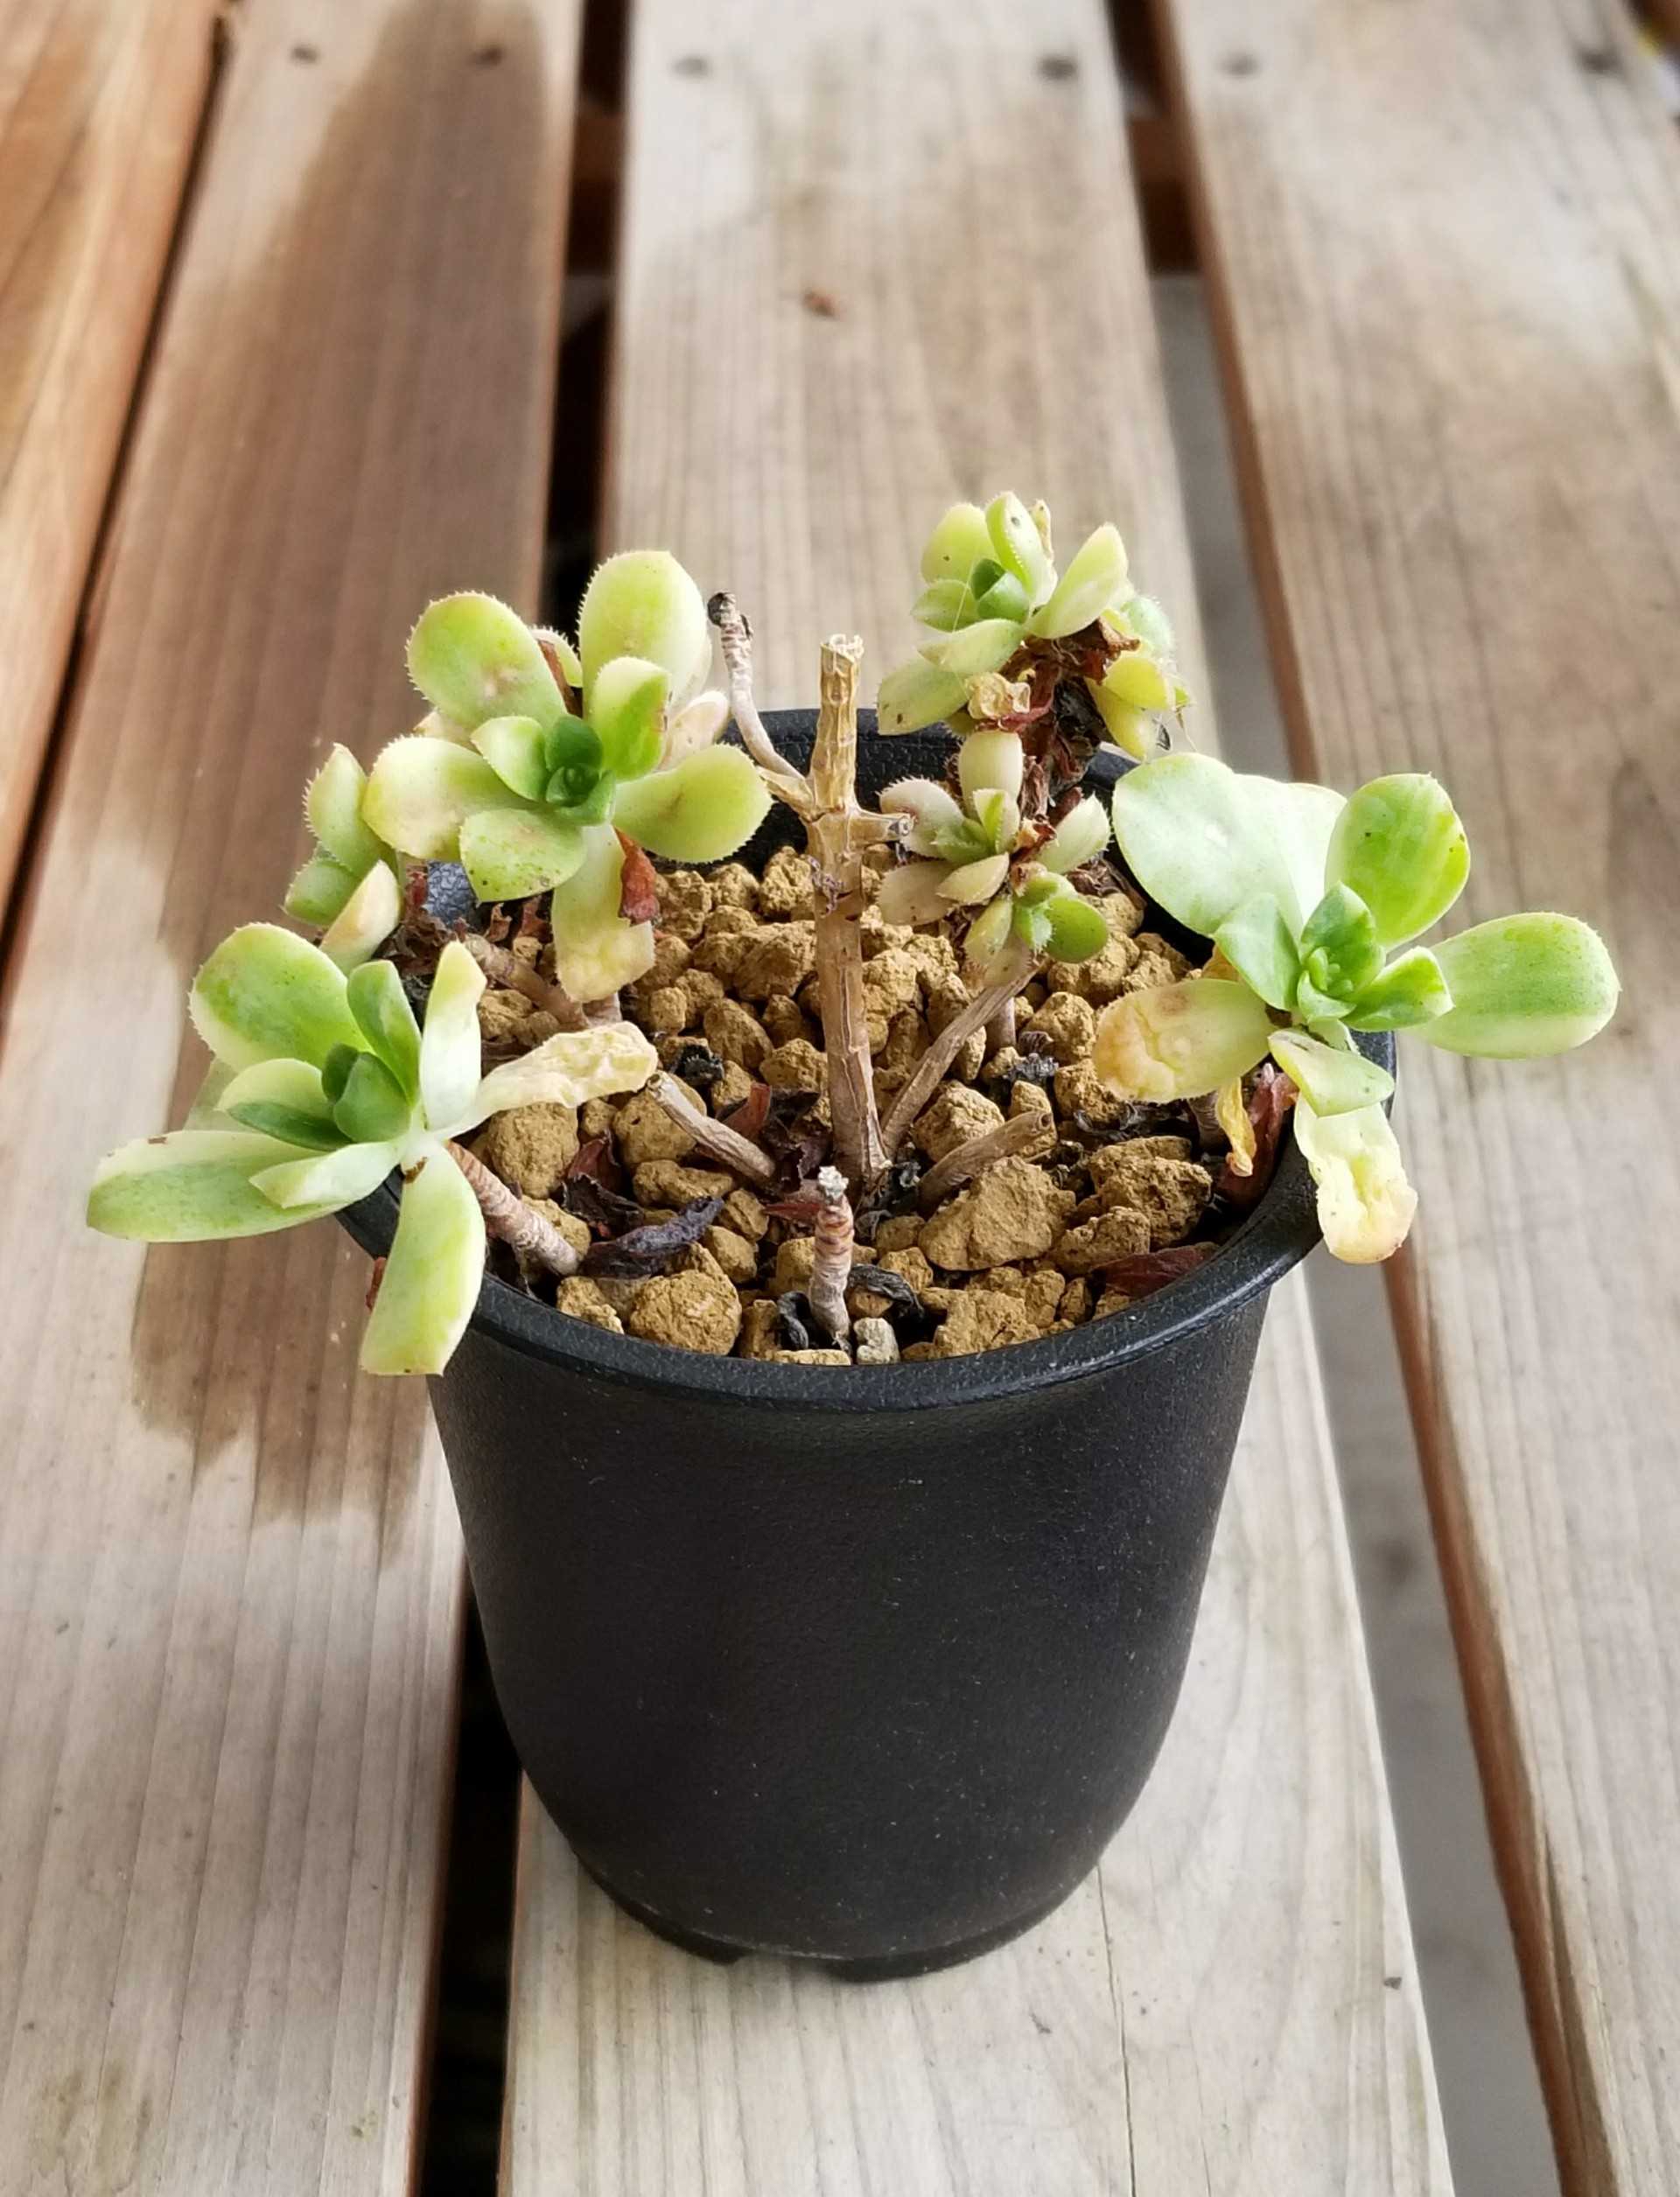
1093;755;1620;1260
878;730;1114;976
88;926;655;1372
876;493;1187;756
360;555;769;999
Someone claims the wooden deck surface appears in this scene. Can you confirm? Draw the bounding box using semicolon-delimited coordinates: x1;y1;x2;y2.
0;0;1675;2190
0;3;578;2188
1158;4;1680;2189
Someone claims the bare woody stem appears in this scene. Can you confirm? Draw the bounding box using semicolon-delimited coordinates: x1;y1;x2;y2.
648;1071;777;1187
707;593;816;818
878;940;1040;1157
916;1109;1056;1211
458;932;587;1031
808;1166;855;1345
445;1141;580;1277
808;635;886;1190
984;996;1018;1057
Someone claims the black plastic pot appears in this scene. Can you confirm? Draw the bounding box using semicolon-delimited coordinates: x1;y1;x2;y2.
344;716;1375;1977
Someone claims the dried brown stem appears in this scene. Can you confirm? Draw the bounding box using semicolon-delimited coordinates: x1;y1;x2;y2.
878;941;1040;1156
915;1109;1056;1212
808;635;886;1191
707;592;816;819
808;1166;855;1345
649;1072;777;1187
459;931;586;1031
985;996;1018;1057
446;1141;579;1277
583;992;623;1025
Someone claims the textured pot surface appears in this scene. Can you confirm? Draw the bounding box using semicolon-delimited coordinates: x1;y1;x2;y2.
344;715;1359;1972
430;1287;1267;1972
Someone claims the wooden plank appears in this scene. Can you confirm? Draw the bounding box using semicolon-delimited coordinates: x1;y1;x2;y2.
0;2;581;2189
0;0;223;911
1152;5;1680;2191
501;5;1452;2190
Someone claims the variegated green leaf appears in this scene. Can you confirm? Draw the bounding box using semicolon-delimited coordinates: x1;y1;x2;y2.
956;728;1025;804
189;924;362;1071
407;593;562;729
1041;794;1110;875
254;1137;403;1212
578;550;710;704
88;1130;339;1240
221;1058;345;1151
1270;1029;1394;1116
346;958;421;1096
548;828;657;1001
1326;774;1469;947
1345;947;1452;1032
319;858;402;972
359;1145;486;1376
362;734;529;861
611;745;771;863
985;492;1054;606
1420;913;1620;1058
1029;523;1129;640
471;714;551;801
458;806;588;900
419;940;486;1131
919;501;992;584
876;656;967;734
284;852;359;927
589;654;670;780
1112;753;1344;937
1294;1098;1418;1263
1214;895;1299;1011
332;1054;414;1144
305;745;385;873
921;618;1025;679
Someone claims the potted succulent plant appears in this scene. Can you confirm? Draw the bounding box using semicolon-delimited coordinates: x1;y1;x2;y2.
89;498;1618;1976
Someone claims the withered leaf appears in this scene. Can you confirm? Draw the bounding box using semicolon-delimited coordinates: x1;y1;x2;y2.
580;1195;725;1277
1217;1064;1296;1209
775;1293;814;1350
1099;1243;1216;1300
617;832;661;924
846;1263;920;1311
721;1079;772;1142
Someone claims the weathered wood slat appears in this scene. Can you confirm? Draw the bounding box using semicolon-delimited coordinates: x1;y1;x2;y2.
0;3;581;2189
0;0;223;911
1154;5;1680;2190
501;4;1451;2189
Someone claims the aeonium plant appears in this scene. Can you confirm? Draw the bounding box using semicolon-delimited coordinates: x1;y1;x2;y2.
1093;755;1620;1259
88;926;655;1373
876;492;1187;758
360;553;769;999
876;729;1112;976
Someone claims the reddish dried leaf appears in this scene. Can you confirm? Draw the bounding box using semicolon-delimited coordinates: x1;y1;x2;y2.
364;1256;387;1311
721;1080;772;1143
766;1191;824;1222
616;832;661;924
1098;1242;1216;1300
1217;1064;1297;1209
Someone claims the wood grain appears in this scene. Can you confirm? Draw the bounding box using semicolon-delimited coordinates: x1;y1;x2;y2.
1154;3;1680;2190
0;1;580;2189
0;0;223;912
501;3;1452;2188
